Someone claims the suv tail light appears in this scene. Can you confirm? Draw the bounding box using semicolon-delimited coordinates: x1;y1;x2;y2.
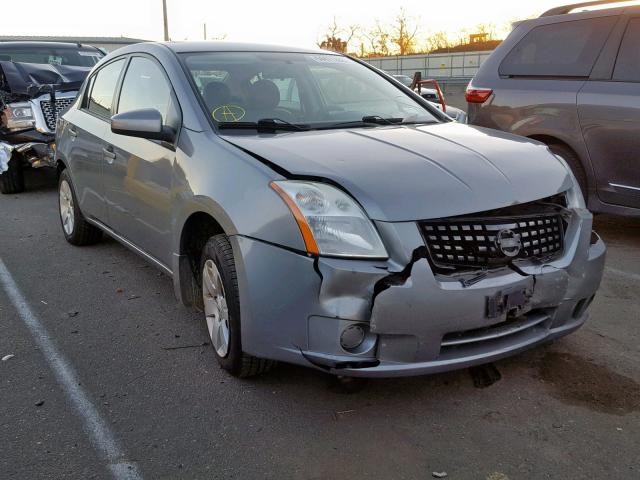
465;86;493;104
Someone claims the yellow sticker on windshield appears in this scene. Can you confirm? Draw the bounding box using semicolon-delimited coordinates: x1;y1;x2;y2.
212;105;246;122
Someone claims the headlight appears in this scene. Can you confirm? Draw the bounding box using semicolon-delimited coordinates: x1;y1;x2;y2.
553;153;586;209
3;102;35;131
271;180;388;258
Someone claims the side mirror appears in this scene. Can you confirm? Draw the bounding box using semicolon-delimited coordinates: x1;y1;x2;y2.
111;108;175;142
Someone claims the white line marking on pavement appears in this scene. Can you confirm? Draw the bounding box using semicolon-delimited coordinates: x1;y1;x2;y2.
0;259;143;480
606;267;640;282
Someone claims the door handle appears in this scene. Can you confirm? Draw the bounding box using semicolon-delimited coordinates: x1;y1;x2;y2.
68;126;77;138
102;146;116;163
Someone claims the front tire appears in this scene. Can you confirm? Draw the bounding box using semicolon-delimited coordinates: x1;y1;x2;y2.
200;235;274;378
0;154;25;194
58;169;102;246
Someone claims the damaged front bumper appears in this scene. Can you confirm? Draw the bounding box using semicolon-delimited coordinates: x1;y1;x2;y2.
0;137;55;173
1;91;77;175
231;208;605;378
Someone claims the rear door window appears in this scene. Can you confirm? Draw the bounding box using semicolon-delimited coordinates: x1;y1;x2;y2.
87;59;125;118
500;17;617;77
613;17;640;82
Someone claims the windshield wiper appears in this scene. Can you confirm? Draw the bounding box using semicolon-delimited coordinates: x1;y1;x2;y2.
217;118;310;132
362;115;403;125
316;116;433;131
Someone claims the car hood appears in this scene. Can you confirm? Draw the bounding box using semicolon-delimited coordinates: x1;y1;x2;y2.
222;122;572;221
0;61;90;96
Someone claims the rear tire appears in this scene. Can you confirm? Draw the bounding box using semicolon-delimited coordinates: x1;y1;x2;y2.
0;154;25;194
548;143;588;199
200;234;274;378
58;169;103;246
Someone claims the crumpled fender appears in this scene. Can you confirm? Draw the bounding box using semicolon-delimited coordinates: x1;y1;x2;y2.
0;142;13;173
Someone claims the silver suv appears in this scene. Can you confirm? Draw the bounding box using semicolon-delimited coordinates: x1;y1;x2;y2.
467;0;640;217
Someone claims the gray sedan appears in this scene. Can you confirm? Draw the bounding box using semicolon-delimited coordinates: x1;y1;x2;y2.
55;42;605;378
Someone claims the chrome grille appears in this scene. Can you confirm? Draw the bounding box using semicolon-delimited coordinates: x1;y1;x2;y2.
40;97;75;131
419;212;564;272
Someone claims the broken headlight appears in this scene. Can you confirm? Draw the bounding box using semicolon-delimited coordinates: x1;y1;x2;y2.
271;180;388;258
3;102;35;131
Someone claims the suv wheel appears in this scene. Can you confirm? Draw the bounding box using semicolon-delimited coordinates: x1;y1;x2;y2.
200;234;274;378
548;143;588;199
0;154;25;194
58;169;103;245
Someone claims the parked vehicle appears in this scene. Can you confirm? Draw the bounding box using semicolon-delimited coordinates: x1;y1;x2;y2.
467;0;640;216
391;74;414;87
0;42;102;194
392;74;467;123
55;42;604;378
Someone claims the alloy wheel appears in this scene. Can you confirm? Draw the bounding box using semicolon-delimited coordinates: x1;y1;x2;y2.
202;259;230;357
59;179;75;236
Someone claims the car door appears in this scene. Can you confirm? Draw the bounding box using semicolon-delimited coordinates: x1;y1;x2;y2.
102;55;181;267
64;58;126;222
578;15;640;208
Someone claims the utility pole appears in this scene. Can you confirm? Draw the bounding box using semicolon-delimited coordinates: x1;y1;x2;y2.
162;0;169;41
203;23;207;40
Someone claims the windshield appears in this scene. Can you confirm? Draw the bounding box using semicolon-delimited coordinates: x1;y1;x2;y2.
0;45;104;67
182;51;439;130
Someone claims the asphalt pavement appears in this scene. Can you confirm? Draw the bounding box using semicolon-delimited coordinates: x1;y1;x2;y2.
1;170;639;480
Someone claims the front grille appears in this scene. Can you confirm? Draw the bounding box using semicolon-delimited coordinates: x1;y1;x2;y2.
419;202;566;273
40;97;75;131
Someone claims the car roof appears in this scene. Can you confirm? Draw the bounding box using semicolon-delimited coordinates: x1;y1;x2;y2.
541;0;640;17
0;41;99;50
160;41;334;55
512;2;638;31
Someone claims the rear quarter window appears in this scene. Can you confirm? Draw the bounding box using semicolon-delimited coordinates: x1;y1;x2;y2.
613;17;640;82
499;17;617;77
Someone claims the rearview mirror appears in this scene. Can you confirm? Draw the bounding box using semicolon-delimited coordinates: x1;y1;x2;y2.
111;108;175;142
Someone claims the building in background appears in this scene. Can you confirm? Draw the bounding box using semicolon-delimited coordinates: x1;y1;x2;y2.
0;36;148;52
429;33;502;54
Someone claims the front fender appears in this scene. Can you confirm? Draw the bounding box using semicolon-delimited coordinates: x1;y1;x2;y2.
170;130;306;256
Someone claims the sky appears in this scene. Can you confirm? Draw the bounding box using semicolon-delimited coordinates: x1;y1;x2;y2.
1;1;610;47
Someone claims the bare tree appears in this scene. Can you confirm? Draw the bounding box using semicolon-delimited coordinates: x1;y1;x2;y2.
424;31;452;52
390;8;419;56
318;17;360;54
317;8;505;57
453;28;469;47
474;23;498;40
322;17;341;44
344;24;360;48
364;19;391;57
